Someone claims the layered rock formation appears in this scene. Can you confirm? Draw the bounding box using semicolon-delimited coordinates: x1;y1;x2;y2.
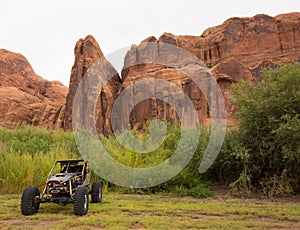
0;49;67;129
64;35;121;135
2;13;299;132
120;12;300;128
120;38;213;130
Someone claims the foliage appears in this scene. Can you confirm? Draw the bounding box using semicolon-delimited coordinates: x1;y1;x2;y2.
1;63;299;197
0;127;79;193
228;62;300;195
0;124;212;198
0;125;78;154
166;182;213;198
101;122;212;198
207;131;247;185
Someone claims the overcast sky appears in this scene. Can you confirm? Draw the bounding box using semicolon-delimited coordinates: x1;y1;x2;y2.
1;0;299;86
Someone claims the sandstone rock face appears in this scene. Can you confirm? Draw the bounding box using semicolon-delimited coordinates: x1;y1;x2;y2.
3;13;298;133
120;38;212;130
63;13;300;134
0;49;67;129
64;35;121;135
121;12;300;127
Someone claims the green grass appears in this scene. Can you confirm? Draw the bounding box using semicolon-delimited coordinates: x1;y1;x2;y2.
0;149;80;193
0;125;213;197
0;193;299;229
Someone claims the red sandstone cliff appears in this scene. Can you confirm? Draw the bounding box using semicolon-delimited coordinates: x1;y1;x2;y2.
64;35;121;135
0;49;67;129
120;12;300;128
1;12;299;132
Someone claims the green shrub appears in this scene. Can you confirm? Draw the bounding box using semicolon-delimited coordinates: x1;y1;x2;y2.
187;184;213;198
227;62;300;195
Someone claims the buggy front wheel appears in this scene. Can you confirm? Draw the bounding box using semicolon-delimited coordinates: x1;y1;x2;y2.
73;187;89;216
21;186;40;216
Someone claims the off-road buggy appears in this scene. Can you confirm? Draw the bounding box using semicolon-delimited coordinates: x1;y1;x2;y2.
21;160;102;216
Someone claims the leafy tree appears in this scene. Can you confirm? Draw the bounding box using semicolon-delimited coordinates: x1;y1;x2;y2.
230;62;300;194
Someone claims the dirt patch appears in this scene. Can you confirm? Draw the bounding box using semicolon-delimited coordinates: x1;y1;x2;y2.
248;218;300;229
211;184;300;204
0;219;60;228
130;221;146;230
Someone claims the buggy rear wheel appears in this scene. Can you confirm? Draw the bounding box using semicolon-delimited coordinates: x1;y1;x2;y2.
91;182;102;203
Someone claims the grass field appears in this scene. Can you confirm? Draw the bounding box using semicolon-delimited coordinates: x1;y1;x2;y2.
0;193;299;229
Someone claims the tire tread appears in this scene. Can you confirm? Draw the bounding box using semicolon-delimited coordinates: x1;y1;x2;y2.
21;186;40;216
73;187;89;216
91;182;102;203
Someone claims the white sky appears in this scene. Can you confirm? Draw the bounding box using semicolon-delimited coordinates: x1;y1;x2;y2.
0;0;299;86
